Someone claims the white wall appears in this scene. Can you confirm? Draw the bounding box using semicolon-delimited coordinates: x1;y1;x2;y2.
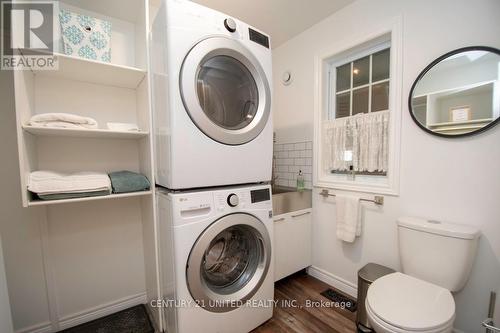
0;236;14;333
272;0;500;332
0;70;51;332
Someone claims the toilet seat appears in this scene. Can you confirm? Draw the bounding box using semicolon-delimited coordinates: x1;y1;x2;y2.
365;301;452;333
366;272;455;332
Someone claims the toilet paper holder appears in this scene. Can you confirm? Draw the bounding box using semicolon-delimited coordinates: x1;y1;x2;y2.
482;292;499;333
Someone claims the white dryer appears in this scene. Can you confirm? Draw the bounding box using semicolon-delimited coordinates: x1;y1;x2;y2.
152;0;273;190
156;184;274;333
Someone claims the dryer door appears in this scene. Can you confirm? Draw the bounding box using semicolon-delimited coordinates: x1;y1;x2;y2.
180;37;271;145
186;213;271;313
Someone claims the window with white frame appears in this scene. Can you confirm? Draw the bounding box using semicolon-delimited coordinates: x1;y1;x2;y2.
314;27;402;195
327;43;390;177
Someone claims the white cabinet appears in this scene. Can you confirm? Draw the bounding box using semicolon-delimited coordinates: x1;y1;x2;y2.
274;208;312;282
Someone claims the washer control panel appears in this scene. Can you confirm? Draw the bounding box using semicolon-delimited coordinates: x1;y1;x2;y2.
214;186;271;213
171;186;272;224
250;188;270;203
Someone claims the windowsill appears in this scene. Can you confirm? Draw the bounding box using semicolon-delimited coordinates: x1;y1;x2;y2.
330;170;387;176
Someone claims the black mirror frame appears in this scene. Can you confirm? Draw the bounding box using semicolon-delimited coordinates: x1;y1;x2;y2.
408;45;500;138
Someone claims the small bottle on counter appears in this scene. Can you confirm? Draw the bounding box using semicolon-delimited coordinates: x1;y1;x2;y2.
296;170;305;191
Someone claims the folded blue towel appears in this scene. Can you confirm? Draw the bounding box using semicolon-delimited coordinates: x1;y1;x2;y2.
109;171;150;194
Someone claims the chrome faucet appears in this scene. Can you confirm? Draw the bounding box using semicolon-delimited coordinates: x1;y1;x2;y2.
271;155;279;187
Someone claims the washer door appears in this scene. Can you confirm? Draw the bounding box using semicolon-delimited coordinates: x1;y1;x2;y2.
186;213;271;313
180;37;271;145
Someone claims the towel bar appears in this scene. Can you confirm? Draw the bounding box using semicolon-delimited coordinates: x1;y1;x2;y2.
319;189;384;206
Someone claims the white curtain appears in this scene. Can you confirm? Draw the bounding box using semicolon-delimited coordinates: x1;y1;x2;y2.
323;111;389;173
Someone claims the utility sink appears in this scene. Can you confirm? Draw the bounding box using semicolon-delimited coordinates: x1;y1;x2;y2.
270;186;296;194
271;186;312;216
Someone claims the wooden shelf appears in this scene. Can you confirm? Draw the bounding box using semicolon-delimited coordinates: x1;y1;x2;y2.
23;125;149;139
428;118;493;127
31;52;146;89
28;190;152;206
428;118;493;135
413;80;495;99
432;124;485;133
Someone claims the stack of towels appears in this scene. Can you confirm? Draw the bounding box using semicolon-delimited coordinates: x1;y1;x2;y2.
28;171;111;200
29;113;98;129
28;170;150;200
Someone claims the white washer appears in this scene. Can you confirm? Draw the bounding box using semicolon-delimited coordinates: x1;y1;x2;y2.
156;184;274;333
152;0;273;190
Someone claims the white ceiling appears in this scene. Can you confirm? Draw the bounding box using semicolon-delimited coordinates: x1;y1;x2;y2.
191;0;355;48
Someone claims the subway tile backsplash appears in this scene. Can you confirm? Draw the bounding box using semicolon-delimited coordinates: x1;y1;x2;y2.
273;141;313;189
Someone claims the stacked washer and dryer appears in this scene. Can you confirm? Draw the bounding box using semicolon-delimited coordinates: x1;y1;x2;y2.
152;0;274;332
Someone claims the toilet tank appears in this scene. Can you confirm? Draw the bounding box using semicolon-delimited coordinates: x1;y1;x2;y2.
397;217;480;292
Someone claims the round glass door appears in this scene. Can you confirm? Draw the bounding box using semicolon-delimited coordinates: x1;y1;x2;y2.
197;56;259;131
180;37;271;145
186;213;271;313
203;225;261;294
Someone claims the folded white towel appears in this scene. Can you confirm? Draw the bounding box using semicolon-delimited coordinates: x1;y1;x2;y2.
336;194;361;243
28;171;111;195
29;113;98;129
106;122;140;132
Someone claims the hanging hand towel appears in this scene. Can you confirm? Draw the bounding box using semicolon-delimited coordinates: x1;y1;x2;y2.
29;113;98;129
336;194;361;243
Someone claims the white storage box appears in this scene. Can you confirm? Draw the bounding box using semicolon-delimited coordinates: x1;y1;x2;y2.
59;9;112;62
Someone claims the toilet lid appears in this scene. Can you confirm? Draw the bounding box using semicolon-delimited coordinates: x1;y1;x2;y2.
367;272;455;331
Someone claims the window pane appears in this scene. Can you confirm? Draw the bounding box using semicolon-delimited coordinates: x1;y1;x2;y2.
372;81;390;111
352;87;369;115
336;92;350;118
353;56;370;87
372;48;390;82
336;63;351;91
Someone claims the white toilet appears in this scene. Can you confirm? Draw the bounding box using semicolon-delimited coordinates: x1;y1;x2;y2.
366;217;480;333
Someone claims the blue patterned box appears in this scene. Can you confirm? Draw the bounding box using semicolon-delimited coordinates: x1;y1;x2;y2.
59;9;112;63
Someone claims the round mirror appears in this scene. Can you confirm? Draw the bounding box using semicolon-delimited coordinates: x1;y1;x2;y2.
409;46;500;137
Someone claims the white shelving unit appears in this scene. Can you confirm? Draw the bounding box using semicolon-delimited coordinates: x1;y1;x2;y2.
413;80;497;134
14;0;152;206
12;1;162;332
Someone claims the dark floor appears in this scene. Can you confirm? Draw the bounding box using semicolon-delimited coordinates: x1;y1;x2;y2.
59;304;154;333
60;271;357;333
251;271;357;333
